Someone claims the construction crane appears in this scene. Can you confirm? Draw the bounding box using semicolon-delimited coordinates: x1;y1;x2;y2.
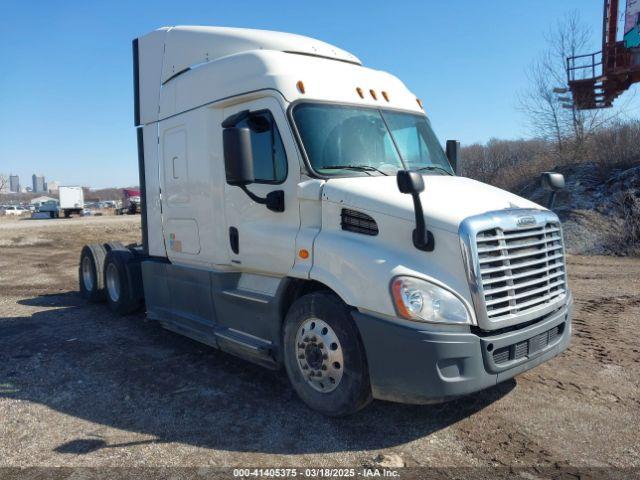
566;0;640;109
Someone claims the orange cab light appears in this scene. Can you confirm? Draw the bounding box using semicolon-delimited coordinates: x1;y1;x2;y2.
391;279;411;319
296;80;305;94
299;249;310;259
370;89;378;100
416;98;424;110
382;91;390;102
356;87;364;99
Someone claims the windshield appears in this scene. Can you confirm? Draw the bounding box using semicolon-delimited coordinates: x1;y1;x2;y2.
292;103;453;177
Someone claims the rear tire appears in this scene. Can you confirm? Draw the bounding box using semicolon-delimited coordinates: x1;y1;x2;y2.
79;244;107;302
283;292;372;416
103;249;142;315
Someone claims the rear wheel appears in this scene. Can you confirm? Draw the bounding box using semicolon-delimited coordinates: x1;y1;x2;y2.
79;244;107;302
103;249;143;315
283;292;372;416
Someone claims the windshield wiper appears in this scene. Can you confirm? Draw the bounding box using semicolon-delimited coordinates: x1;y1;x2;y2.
322;165;389;176
415;165;453;176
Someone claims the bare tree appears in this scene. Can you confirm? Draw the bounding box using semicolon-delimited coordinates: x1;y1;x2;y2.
0;174;8;194
518;11;632;157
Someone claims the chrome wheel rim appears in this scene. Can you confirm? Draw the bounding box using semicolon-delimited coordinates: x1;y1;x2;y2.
295;317;344;393
82;256;94;292
106;263;120;303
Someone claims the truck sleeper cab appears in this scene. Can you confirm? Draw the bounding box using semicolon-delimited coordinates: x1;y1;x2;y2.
78;26;572;416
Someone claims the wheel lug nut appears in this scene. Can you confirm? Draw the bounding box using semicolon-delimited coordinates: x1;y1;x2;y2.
321;365;327;371
298;343;305;349
298;354;305;359
318;343;324;349
311;336;317;342
322;353;328;360
304;336;310;342
302;365;308;370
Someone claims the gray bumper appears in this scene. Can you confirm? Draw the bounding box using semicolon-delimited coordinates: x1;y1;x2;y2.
353;294;572;404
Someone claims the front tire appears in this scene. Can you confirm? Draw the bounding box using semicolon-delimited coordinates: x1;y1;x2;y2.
283;292;372;416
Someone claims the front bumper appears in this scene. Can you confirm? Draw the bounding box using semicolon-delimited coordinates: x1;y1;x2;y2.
353;293;572;404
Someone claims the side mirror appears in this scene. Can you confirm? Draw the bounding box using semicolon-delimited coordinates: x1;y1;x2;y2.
222;123;285;213
223;127;254;186
541;172;565;191
446;140;460;174
540;172;565;209
397;170;425;194
397;170;433;251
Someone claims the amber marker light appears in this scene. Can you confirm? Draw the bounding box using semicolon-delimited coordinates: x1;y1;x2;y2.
382;91;390;102
416;98;424;110
296;80;305;94
391;278;411;319
369;89;377;100
356;87;364;99
299;249;310;259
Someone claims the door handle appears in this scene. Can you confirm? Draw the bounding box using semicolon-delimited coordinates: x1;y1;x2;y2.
229;227;239;254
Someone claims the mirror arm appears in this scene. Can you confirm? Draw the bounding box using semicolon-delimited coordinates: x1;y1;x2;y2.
238;184;267;204
238;185;285;213
410;192;434;252
548;191;557;209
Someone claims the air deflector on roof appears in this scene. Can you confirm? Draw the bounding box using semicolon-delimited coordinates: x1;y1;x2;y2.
160;26;362;84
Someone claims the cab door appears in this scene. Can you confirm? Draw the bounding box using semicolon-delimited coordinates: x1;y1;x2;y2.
222;97;300;274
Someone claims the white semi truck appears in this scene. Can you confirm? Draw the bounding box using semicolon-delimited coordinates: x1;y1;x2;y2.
79;26;572;416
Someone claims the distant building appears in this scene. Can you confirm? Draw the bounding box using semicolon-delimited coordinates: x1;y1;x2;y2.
30;195;57;206
32;174;45;193
9;174;20;193
47;181;60;193
0;175;8;194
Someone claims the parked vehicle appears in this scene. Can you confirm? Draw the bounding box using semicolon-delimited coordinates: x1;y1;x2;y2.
1;205;28;216
79;26;572;416
37;200;60;218
59;186;85;218
116;189;141;215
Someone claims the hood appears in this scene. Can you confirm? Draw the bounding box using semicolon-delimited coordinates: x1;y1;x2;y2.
322;175;544;233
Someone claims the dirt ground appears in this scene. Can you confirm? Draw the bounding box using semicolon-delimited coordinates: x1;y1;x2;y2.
0;215;638;470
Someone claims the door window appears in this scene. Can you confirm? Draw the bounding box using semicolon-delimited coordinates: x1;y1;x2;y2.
237;111;287;184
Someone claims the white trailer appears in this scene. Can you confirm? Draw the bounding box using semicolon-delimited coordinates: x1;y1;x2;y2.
59;186;84;218
78;26;572;416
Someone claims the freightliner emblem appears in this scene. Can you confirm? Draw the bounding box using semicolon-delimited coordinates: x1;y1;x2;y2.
517;216;537;227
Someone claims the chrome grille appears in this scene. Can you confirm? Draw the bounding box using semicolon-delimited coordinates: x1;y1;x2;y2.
475;222;566;321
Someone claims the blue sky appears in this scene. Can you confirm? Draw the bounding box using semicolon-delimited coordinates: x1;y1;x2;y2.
0;0;631;188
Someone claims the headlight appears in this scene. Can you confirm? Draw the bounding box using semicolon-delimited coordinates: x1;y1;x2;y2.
391;276;471;324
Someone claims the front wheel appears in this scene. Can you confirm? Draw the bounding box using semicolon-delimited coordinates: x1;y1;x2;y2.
283;292;372;416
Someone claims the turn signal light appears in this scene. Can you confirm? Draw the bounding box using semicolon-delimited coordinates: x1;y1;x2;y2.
297;81;305;94
299;249;310;259
416;98;424;110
